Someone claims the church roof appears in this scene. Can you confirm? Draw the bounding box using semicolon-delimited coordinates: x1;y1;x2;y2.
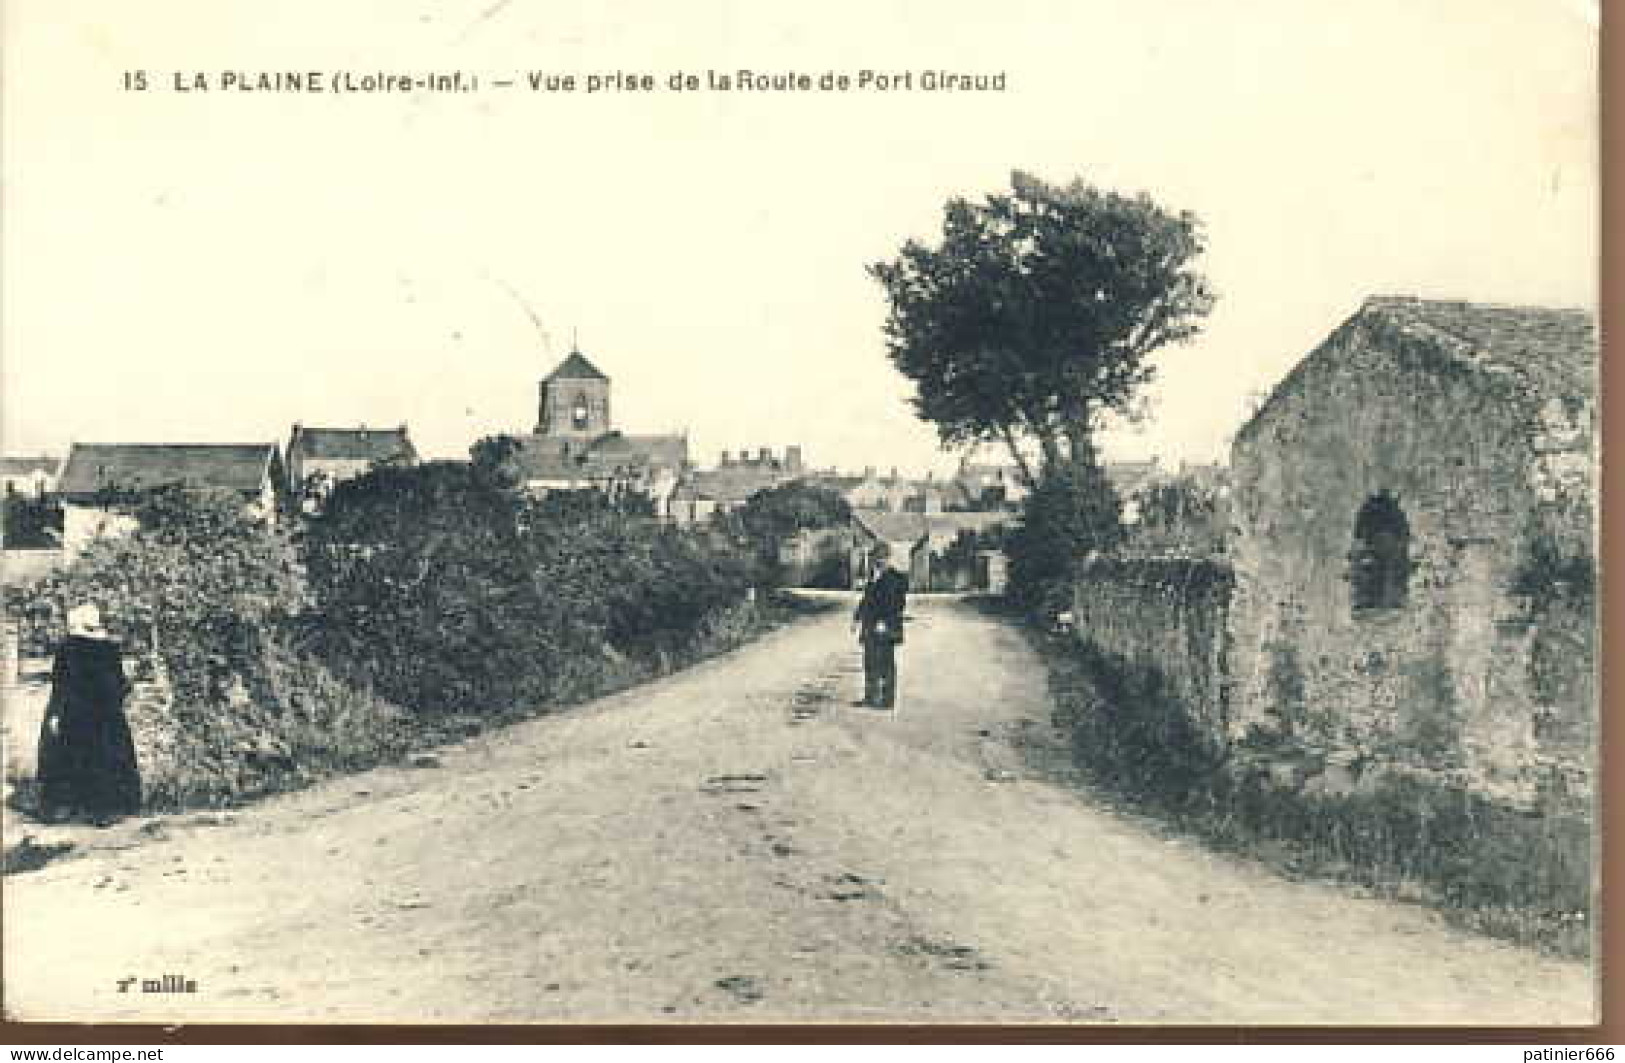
511;431;686;483
543;350;609;383
587;432;688;469
58;443;281;500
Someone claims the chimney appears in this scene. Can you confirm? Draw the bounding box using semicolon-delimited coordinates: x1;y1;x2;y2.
785;445;803;474
759;446;772;464
864;465;876;478
720;449;731;467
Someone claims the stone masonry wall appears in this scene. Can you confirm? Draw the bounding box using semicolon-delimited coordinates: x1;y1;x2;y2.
1227;316;1595;812
1070;557;1233;756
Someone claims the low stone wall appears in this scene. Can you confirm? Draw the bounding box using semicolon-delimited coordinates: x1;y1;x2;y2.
1069;556;1233;754
1068;551;1594;817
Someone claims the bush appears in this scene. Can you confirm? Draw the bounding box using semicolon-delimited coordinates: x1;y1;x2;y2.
721;482;852;589
1;492;62;549
10;485;405;811
1123;475;1229;557
7;472;790;815
1006;462;1123;612
16;486;305;701
129;630;409;810
303;463;758;715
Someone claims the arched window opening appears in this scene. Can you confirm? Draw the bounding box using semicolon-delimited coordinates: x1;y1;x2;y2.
1350;491;1411;612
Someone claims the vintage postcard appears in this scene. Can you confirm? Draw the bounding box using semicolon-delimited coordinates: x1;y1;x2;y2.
0;0;1600;1028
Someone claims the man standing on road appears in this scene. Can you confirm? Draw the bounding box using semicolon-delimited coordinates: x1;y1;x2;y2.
853;542;909;710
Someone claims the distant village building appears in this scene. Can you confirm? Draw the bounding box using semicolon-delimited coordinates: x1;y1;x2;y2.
837;468;967;514
850;510;1012;592
952;457;1029;511
844;468;914;512
948;452;1194;515
669;447;804;525
797;471;867;507
0;456;60;499
901;477;954;514
286;423;418;509
56;442;287;555
719;446;804;476
510;349;689;513
1103;458;1163;501
1228;296;1597;808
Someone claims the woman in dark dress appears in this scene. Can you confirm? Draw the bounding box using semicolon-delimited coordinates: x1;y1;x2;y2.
36;604;142;825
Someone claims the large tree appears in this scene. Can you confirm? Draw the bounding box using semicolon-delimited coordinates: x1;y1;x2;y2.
869;171;1214;485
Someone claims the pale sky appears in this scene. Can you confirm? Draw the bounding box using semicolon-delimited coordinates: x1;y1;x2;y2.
1;0;1598;477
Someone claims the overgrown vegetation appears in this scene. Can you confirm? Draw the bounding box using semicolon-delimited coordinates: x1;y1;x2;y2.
718;481;852;590
1035;627;1591;958
1004;461;1124;614
12;486;407;809
1;491;62;549
1122;474;1229;557
302;463;760;714
8;470;810;817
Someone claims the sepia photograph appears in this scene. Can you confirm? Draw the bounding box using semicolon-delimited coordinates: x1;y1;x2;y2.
0;0;1602;1031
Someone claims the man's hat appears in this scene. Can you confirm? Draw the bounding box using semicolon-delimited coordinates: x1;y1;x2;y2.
872;542;892;560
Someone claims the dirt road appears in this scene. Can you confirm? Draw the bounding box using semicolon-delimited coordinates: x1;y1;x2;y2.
2;596;1594;1024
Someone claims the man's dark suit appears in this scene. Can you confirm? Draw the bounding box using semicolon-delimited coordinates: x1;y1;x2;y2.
854;565;909;708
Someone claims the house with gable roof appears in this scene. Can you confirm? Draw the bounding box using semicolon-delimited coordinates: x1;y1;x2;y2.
56;442;287;555
286;423;419;509
850;509;1014;592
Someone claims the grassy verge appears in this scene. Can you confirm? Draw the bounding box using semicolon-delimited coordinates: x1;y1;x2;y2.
1017;608;1593;959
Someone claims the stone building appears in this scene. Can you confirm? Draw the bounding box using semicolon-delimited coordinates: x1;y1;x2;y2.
717;446;803;477
56;442;288;556
844;468;954;514
952;458;1028;511
510;349;689;512
1227;296;1596;809
285;423;418;509
851;511;1012;592
669;451;796;525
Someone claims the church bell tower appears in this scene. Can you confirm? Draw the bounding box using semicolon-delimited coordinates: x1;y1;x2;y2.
537;348;611;438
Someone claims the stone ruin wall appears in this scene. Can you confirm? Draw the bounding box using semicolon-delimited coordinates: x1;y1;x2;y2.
1226;318;1595;811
